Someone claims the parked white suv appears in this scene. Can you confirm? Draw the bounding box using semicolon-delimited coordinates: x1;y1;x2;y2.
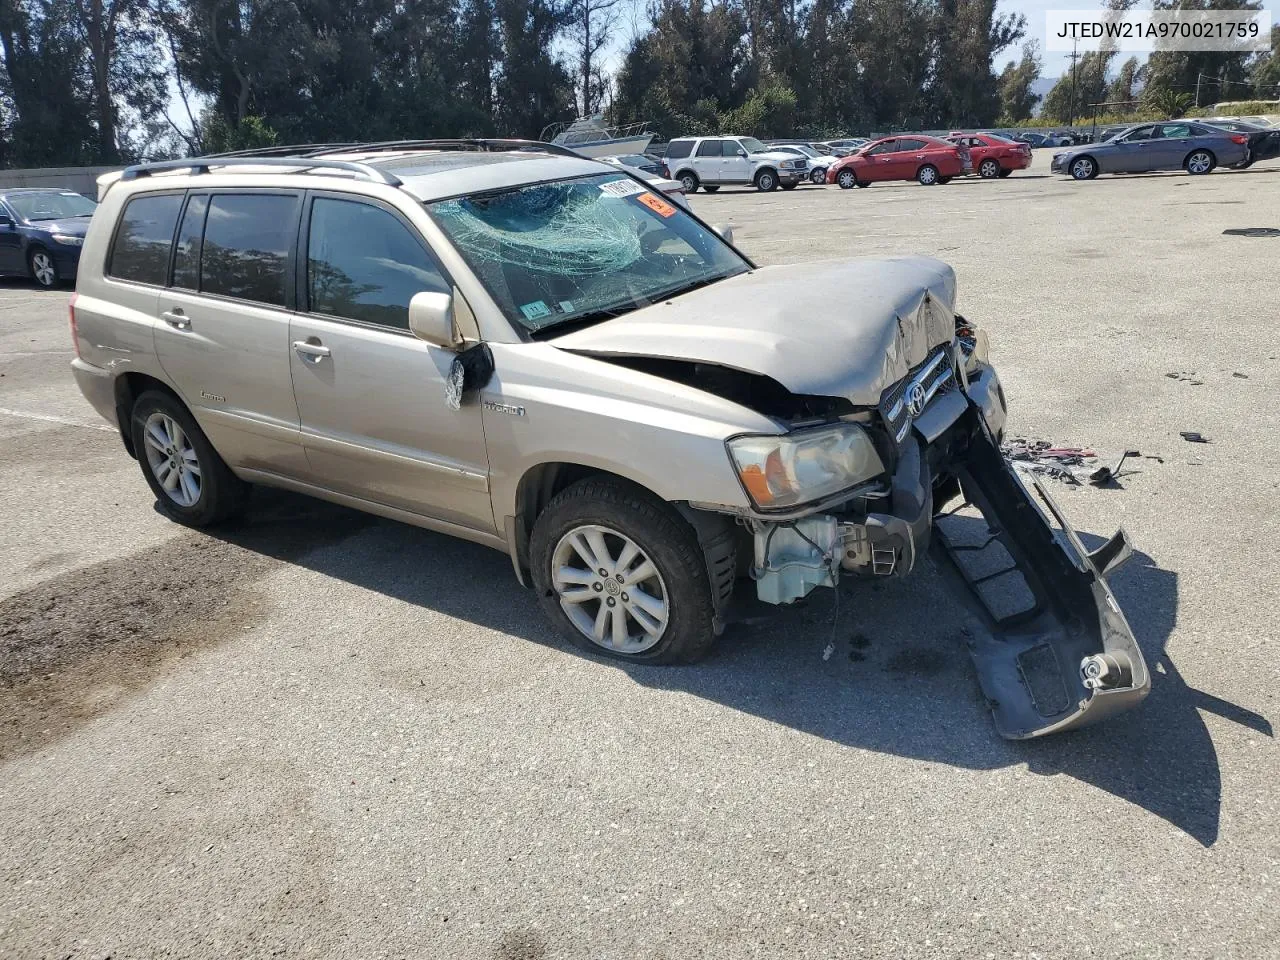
663;136;809;193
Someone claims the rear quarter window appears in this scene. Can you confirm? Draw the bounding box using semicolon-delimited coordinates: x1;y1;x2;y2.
108;193;184;286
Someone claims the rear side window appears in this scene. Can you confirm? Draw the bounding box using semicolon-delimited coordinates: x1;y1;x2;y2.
306;197;448;329
896;139;927;152
200;193;299;306
695;140;723;157
109;194;183;286
664;140;693;159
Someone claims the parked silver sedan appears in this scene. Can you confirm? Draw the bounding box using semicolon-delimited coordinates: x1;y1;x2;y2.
1051;121;1250;180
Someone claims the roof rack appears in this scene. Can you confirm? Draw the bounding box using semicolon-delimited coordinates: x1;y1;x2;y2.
200;143;364;159
119;156;402;187
308;138;583;159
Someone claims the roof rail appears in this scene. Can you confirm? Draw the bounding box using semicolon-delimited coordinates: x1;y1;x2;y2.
201;143;364;159
317;138;584;159
118;156;402;187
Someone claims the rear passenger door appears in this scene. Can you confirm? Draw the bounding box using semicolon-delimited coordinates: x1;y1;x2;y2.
287;192;494;533
152;189;310;477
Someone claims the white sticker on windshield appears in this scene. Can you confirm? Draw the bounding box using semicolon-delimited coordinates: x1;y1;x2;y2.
558;300;575;313
598;178;647;198
520;300;552;322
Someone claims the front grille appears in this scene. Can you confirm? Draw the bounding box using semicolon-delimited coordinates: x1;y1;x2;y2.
878;346;956;444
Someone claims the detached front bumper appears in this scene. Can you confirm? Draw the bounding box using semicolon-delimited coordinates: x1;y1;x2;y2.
747;351;1150;738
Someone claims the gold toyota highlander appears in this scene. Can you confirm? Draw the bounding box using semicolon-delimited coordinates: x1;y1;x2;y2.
71;139;1149;738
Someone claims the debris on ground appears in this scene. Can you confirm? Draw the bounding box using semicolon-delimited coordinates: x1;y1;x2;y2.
1001;438;1159;487
1166;371;1204;385
1180;431;1211;444
1233;372;1249;379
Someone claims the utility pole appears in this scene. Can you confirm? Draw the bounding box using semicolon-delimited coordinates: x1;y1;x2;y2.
1067;37;1081;127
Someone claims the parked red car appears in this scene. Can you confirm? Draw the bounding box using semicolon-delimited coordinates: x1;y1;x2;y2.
827;135;972;188
945;133;1032;178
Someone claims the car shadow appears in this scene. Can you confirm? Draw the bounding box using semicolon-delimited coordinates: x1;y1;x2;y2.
209;489;1268;848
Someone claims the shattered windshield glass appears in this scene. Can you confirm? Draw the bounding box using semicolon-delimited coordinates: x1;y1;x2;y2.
428;173;749;333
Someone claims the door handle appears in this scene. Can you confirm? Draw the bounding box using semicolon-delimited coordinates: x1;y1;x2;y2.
292;339;331;362
161;309;190;330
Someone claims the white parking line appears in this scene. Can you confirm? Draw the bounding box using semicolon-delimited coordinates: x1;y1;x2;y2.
0;407;115;432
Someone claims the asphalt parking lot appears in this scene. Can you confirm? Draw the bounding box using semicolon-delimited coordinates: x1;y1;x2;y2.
2;155;1278;959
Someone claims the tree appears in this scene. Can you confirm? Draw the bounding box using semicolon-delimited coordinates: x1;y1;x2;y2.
997;40;1041;122
1041;49;1113;123
565;0;622;116
1248;24;1280;99
1143;0;1261;109
1145;87;1192;118
493;0;574;136
928;0;1025;127
1105;56;1143;113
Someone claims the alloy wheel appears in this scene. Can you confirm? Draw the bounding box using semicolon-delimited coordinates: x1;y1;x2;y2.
550;523;670;654
30;251;56;287
142;412;202;507
1187;152;1212;174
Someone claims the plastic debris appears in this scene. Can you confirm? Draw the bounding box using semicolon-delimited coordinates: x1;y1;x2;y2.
1180;431;1211;444
1002;439;1155;487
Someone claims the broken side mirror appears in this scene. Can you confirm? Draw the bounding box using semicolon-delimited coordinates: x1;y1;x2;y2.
409;291;458;349
713;223;735;245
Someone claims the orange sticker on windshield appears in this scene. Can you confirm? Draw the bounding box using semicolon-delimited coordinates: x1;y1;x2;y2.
636;192;677;217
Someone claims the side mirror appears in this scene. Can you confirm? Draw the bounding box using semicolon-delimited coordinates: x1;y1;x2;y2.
736;149;748;158
0;215;12;227
712;223;734;245
408;291;458;349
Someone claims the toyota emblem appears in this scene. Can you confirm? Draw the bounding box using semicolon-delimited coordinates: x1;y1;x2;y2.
906;383;928;417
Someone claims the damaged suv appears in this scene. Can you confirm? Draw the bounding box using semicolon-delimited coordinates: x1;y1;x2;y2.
72;140;1149;738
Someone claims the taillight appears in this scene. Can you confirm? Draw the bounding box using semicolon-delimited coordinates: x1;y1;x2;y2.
69;292;81;359
661;163;670;178
1230;134;1248;145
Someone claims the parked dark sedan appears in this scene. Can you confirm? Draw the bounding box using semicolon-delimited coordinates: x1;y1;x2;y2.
1198;118;1280;168
598;153;665;176
0;188;97;288
1050;121;1249;179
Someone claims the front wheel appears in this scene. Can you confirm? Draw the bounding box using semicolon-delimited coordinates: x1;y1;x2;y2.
28;248;58;288
530;477;719;665
917;164;939;185
810;168;826;184
130;390;249;526
1070;156;1097;180
1185;150;1215;175
836;168;858;189
978;158;1001;179
754;169;778;192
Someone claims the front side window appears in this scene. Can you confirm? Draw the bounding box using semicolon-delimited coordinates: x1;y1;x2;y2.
428;173;750;334
200;193;299;306
109;193;183;286
695;139;724;157
1122;126;1155;142
307;197;448;329
8;191;97;221
866;140;897;156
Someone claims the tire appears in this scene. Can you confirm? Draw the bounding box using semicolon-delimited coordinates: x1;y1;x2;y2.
1070;156;1098;180
780;182;798;190
810;168;826;184
530;476;718;665
702;185;720;193
978;158;1001;179
997;168;1013;178
129;390;249;527
677;171;699;193
916;164;939;185
27;247;58;289
1185;150;1215;175
1231;159;1254;170
836;168;858;189
754;169;778;192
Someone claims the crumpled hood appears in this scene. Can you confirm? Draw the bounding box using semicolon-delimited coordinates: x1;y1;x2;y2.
551;256;958;405
39;216;92;237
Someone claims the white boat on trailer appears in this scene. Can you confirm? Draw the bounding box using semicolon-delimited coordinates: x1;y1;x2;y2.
539;116;656;159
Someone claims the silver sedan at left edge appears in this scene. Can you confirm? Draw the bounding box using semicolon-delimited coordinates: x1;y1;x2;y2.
1051;121;1250;180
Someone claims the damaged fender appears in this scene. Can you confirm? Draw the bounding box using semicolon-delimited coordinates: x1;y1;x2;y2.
932;407;1150;739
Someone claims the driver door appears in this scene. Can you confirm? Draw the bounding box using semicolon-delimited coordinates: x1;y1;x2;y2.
1112;125;1156;172
722;140;754;183
288;192;494;533
862;140;899;180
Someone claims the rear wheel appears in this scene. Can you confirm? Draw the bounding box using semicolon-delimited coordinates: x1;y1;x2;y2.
978;158;1001;179
27;248;58;288
678;171;699;193
530;477;718;665
1185;150;1215;175
129;390;249;527
810;168;826;184
916;164;939;185
836;168;858;189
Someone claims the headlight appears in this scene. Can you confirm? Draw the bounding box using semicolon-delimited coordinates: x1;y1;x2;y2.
728;423;885;511
778;160;796;169
52;234;83;246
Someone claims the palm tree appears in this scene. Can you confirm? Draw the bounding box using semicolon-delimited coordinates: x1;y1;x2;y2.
1146;88;1193;119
